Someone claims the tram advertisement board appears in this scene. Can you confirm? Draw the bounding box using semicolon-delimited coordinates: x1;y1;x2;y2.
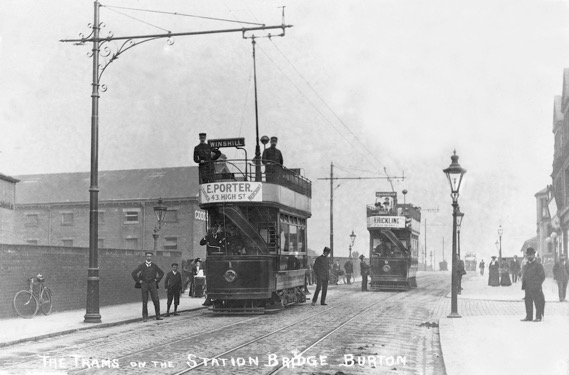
200;182;262;203
367;215;405;228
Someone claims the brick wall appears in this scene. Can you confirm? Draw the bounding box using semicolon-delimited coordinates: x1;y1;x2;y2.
0;244;181;319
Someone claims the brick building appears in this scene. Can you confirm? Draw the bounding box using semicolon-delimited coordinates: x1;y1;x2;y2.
13;167;207;261
0;173;19;244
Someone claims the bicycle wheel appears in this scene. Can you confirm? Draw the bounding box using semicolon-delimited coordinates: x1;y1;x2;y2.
39;288;53;315
13;291;38;318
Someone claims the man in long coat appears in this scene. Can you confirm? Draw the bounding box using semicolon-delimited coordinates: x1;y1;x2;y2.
360;254;370;291
344;259;354;285
553;255;569;302
311;247;331;306
261;136;283;182
193;133;221;183
520;247;546;322
510;255;521;283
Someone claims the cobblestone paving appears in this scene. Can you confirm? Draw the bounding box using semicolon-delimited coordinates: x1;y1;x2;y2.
5;273;562;375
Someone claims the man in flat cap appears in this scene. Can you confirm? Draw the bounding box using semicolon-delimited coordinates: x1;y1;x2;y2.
520;247;545;322
552;254;569;302
194;133;221;183
262;136;283;183
312;247;331;306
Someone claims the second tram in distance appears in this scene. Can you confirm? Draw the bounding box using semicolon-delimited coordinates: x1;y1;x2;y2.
367;192;421;290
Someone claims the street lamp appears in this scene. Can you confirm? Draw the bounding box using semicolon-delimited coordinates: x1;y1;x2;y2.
456;210;464;259
498;225;503;264
349;230;356;258
443;150;466;318
153;198;168;251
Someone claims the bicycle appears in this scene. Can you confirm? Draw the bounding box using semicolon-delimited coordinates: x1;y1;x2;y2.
13;274;53;318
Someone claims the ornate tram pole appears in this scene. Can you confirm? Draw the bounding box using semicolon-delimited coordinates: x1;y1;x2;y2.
61;1;292;323
443;151;466;319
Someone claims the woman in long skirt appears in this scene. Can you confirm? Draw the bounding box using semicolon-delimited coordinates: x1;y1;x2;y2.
488;256;500;286
500;259;512;286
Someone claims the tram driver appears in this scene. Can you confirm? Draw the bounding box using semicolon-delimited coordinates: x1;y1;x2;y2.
200;224;227;254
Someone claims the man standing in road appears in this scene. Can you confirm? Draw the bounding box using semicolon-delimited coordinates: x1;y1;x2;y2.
312;247;331;306
164;263;182;317
552;255;569;302
344;258;354;285
520;247;546;322
193;133;222;183
479;259;485;276
131;252;165;322
261;136;283;183
360;254;370;291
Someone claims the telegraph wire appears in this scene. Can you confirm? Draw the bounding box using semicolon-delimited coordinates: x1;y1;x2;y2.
102;6;171;33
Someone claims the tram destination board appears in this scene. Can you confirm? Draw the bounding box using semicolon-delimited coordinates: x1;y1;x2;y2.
208;138;245;148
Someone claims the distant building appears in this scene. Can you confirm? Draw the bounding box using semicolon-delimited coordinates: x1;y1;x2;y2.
0;173;19;244
13;167;206;261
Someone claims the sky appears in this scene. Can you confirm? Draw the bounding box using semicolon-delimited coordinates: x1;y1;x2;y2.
1;0;568;264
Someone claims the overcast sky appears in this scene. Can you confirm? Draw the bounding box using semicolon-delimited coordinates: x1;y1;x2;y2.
1;0;568;262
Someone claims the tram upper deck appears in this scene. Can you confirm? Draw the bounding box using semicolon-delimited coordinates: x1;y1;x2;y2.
199;158;311;216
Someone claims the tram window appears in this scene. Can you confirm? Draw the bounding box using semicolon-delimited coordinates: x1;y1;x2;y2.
297;227;306;252
289;225;298;252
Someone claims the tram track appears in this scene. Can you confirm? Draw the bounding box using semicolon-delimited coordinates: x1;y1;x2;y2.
0;273;446;375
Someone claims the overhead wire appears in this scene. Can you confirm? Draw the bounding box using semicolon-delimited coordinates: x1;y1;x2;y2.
102;4;264;26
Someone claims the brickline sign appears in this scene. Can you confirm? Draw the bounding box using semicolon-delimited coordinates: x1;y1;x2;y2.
367;216;405;228
208;138;245;148
200;182;262;203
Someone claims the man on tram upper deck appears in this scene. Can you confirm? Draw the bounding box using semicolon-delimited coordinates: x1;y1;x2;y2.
262;136;283;183
194;133;222;183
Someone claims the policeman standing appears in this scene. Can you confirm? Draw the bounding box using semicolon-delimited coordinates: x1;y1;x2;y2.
193;133;221;183
261;136;283;182
312;247;331;306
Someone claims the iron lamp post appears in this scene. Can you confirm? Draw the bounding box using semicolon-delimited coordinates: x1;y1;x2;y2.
153;198;168;251
498;225;503;264
443;150;466;318
349;230;356;258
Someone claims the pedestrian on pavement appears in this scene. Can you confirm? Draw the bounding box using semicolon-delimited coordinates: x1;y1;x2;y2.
510;255;521;283
332;260;341;285
344;258;354;284
182;258;194;294
312;247;331;306
520;247;546;322
457;258;466;294
306;259;314;286
479;259;485;276
552;255;569;302
261;136;283;183
131;252;165;322
500;258;512;286
191;258;205;297
164;263;182;317
194;132;222;183
360;254;370;291
488;256;500;286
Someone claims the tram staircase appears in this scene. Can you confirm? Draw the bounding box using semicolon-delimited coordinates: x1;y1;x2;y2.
220;206;268;255
381;229;409;254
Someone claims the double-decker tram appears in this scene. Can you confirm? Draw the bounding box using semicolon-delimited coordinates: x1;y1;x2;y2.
367;192;420;290
199;137;311;314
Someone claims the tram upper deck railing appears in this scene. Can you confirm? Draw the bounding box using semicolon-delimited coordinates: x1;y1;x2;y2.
208;159;312;198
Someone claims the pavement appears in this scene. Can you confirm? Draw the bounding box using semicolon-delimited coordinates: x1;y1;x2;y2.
1;274;568;375
439;272;569;375
0;291;207;348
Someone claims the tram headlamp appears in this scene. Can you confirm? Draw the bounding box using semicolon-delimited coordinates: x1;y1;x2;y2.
223;269;238;283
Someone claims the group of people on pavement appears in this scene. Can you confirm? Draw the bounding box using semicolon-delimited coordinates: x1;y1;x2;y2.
482;255;522;287
131;252;206;322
